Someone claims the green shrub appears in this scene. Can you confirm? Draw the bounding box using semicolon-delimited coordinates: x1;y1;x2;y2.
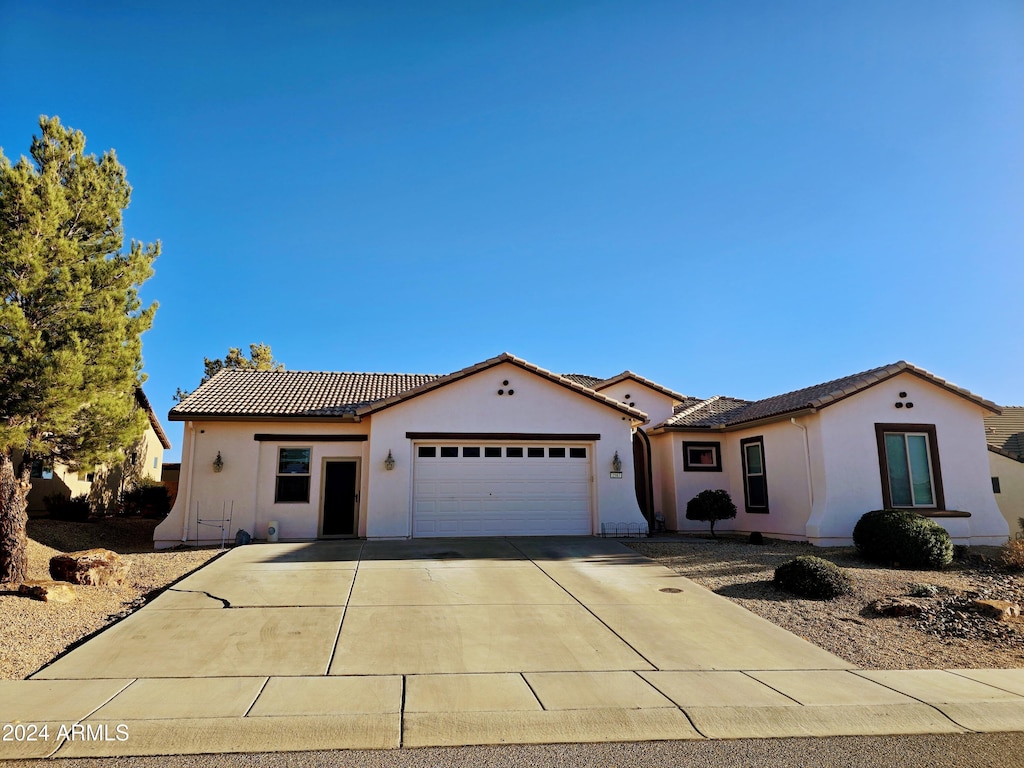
43;493;91;522
774;556;853;600
853;509;953;569
685;489;737;537
120;479;171;518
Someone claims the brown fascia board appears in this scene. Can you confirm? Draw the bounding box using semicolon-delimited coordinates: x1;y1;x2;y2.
593;371;688;402
356;352;649;424
989;444;1024;463
136;388;172;449
167;412;362;423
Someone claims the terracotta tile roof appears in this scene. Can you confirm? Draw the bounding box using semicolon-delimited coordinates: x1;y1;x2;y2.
986;406;1024;460
561;373;604;388
169;370;443;420
660;396;752;428
652;361;1000;431
594;371;688;402
168;353;649;424
135;388;172;449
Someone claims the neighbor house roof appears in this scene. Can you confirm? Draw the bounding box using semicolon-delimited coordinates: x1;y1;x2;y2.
169;370;443;420
986;406;1024;461
652;361;1000;431
135;388;172;449
169;353;649;424
561;373;604;388
593;371;688;402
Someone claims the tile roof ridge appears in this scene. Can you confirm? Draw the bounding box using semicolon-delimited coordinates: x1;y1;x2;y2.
214;368;445;377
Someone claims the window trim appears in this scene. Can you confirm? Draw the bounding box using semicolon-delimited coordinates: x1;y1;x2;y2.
874;423;945;511
275;446;312;504
682;441;722;472
740;436;769;514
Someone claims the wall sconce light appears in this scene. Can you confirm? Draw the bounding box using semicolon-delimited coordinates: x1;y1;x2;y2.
612;451;622;472
212;451;224;473
384;450;396;471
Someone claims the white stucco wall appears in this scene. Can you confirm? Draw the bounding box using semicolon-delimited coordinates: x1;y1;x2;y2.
666;421;813;539
597;380;678;427
810;372;1008;546
155;420;370;548
365;361;647;538
989;450;1024;539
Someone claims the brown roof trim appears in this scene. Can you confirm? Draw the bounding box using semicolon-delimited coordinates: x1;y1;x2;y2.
356;353;649;424
593;371;687;402
135;388;172;449
406;432;601;441
169;413;362;423
989;444;1024;463
253;434;368;442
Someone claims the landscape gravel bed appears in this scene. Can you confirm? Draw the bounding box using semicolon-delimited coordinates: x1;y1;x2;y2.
0;518;221;680
628;536;1024;670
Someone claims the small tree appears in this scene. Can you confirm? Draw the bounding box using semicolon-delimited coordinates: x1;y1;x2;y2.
0;116;158;582
175;343;284;402
685;489;737;537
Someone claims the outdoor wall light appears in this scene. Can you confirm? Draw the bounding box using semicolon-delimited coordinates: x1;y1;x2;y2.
384;450;396;471
212;451;224;473
612;451;622;472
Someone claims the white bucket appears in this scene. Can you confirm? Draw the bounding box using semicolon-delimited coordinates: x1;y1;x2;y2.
267;520;280;543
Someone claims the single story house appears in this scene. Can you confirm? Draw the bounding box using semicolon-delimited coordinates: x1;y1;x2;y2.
986;406;1024;537
155;353;1008;548
25;388;172;515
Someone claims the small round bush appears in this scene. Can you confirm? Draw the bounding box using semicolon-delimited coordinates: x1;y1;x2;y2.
774;556;853;600
685;489;737;537
853;509;953;569
1003;539;1024;571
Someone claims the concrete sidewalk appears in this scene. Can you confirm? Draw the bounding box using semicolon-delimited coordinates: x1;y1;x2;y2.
2;538;1023;759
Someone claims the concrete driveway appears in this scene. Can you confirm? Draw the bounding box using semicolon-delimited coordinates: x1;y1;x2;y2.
5;537;1024;759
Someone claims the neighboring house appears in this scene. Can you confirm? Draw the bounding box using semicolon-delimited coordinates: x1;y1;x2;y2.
25;388;172;515
156;354;1008;549
985;406;1024;538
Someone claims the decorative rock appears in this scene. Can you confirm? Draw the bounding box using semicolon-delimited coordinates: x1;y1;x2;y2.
18;579;76;603
972;599;1021;621
49;548;130;586
871;598;925;617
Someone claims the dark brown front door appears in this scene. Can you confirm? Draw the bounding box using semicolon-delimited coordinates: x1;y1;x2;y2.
322;461;357;536
633;431;654;524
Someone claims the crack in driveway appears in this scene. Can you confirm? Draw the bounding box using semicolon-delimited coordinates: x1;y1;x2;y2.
167;587;232;608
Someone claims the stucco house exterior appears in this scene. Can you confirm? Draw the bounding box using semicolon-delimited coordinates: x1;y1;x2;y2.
156;354;1008;549
986;407;1024;538
25;388;172;515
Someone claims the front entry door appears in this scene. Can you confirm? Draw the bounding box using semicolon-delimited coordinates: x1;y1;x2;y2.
322;461;358;537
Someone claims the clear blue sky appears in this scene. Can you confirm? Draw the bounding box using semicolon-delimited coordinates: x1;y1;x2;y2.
3;1;1022;461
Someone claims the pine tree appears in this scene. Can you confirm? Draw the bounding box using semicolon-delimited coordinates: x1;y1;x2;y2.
0;116;159;583
174;343;284;402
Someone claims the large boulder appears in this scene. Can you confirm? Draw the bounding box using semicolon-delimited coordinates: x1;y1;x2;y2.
19;579;76;602
49;549;130;586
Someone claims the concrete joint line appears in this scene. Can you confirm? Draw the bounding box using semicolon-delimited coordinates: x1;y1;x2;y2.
848;671;981;733
503;539;659;671
326;540;366;674
520;672;547;711
242;676;272;718
945;669;1024;699
739;670;804;706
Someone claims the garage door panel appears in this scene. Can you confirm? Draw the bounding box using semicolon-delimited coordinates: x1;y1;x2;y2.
413;445;592;537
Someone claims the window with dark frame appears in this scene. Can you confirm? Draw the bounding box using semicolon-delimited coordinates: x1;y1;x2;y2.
548;447;566;458
462;447;481;458
506;447;524;457
440;446;459;458
527;447;545;458
992;477;1001;494
275;447;311;503
569;447;587;458
740;436;768;513
683;441;722;472
874;424;945;511
484;447;502;458
418;446;437;458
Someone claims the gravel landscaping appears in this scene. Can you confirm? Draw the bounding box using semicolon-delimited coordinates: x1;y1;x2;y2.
0;518;221;680
628;536;1024;670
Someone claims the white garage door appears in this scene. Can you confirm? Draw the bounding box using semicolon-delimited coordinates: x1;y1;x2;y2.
412;443;593;537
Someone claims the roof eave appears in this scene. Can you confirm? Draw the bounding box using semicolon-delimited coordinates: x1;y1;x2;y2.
168;412;363;423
